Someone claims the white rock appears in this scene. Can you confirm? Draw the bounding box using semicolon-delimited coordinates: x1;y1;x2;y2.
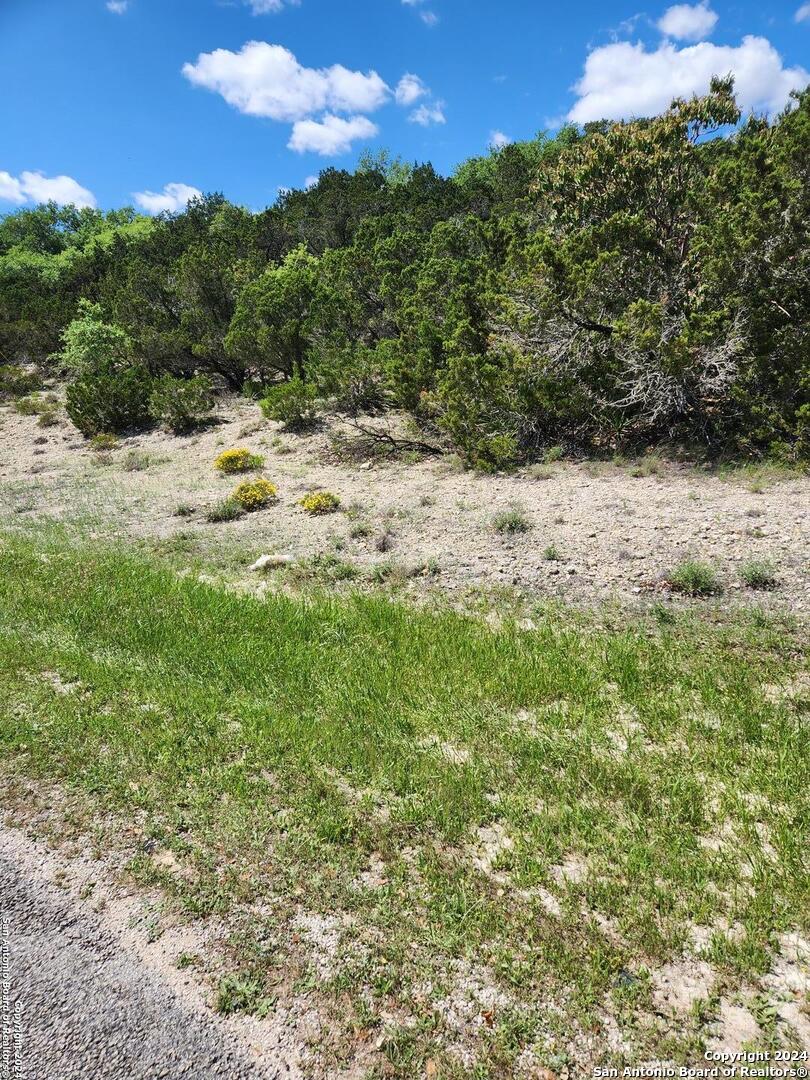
250;554;293;572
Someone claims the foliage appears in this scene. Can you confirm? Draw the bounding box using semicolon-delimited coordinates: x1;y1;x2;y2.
299;491;340;514
3;83;809;462
89;433;119;451
739;559;778;590
666;560;723;596
492;508;532;534
149;373;214;434
205;497;244;523
0;364;40;400
232;478;278;510
65;365;153;436
259;377;318;431
214;447;264;473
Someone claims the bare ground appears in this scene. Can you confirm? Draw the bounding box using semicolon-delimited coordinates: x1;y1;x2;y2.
2;394;808;614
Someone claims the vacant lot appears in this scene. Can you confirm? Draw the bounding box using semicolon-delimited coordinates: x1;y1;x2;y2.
1;395;808;611
1;395;809;1076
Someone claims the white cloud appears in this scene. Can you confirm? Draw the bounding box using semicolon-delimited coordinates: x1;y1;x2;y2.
395;73;428;106
2;171;97;209
489;130;512;149
401;0;439;26
133;182;202;214
288;114;378;155
657;2;718;41
246;0;299;11
106;0;128;12
304;175;319;188
0;171;25;204
568;35;809;123
409;101;446;126
182;42;389;122
796;2;810;21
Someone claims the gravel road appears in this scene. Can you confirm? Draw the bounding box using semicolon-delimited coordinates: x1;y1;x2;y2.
0;828;296;1080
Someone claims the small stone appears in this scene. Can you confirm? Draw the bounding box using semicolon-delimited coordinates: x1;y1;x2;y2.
249;554;292;572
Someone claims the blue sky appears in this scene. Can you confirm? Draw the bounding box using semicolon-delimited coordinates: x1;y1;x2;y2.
1;0;808;213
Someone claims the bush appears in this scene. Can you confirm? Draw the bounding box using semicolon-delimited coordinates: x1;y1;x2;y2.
149;374;214;434
214;447;264;474
0;365;40;400
55;300;131;375
667;561;722;597
232;478;278;511
260;378;318;431
206;497;244;523
299;491;340;515
89;433;119;451
492;509;531;534
739;559;778;590
66;366;153;437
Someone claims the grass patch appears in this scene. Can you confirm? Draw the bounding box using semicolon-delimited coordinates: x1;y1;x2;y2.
492;508;532;535
0;531;807;1074
666;560;723;597
740;559;779;591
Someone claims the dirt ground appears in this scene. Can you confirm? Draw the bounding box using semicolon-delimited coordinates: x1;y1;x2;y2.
1;393;808;613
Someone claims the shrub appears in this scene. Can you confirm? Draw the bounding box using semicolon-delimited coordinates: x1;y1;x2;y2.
739;559;778;590
492;509;531;534
121;450;152;472
13;392;58;418
149;374;214;434
214;448;264;474
667;561;722;597
89;433;119;451
54;300;131;375
0;365;40;400
260;377;318;431
66;366;153;436
37;406;59;428
543;544;561;561
543;446;564;464
300;491;340;515
232;478;278;511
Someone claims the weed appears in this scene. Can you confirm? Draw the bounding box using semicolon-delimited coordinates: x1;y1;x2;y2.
543;446;564;463
206;498;244;523
543;544;562;561
89;433;119;452
121;450;152;472
232;479;278;511
492;509;531;535
215;974;274;1018
667;560;722;596
739;560;778;590
300;491;340;515
173;504;196;518
215;448;264;474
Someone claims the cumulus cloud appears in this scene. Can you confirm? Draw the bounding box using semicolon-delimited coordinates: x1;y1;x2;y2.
106;0;128;12
489;130;512;149
657;2;718;41
133;182;202;214
0;172;25;204
568;35;809;123
409;101;446;126
796;3;810;21
0;171;97;208
288;114;379;155
182;42;390;122
395;73;428;106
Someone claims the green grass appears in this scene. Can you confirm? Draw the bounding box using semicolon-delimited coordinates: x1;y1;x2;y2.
667;560;723;597
0;530;807;1074
492;508;532;534
740;559;779;591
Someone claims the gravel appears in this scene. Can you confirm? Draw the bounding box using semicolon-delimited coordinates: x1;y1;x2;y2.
0;827;296;1080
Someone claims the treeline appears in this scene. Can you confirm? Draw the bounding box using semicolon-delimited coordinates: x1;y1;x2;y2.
1;78;808;465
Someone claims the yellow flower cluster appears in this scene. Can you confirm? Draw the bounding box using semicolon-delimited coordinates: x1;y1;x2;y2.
214;447;264;473
232;478;278;511
299;491;340;515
